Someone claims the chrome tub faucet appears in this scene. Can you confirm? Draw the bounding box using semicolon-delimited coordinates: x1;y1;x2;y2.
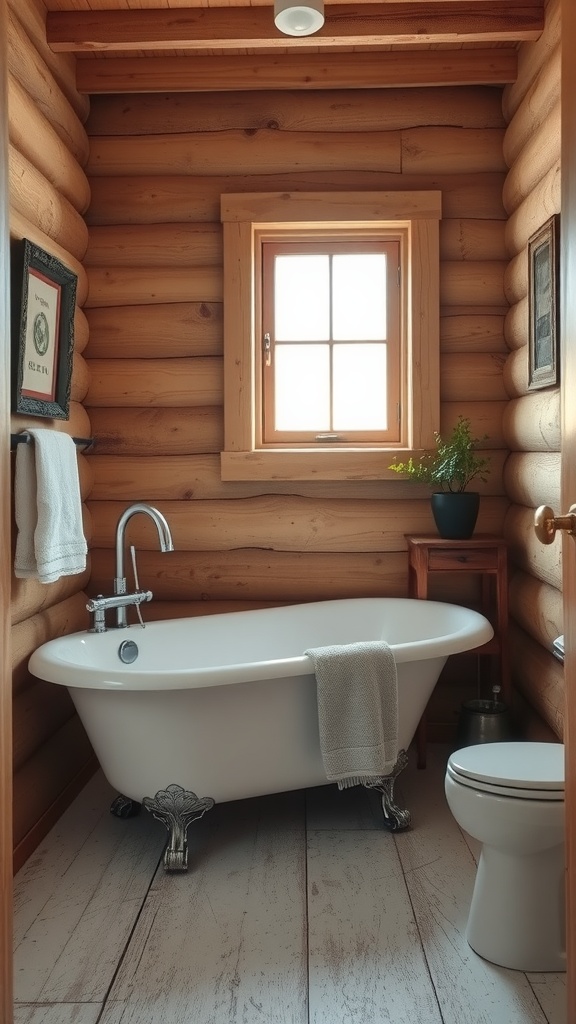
114;503;174;628
86;503;174;632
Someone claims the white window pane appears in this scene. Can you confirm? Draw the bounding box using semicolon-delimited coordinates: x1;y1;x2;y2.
332;254;387;341
275;256;330;341
275;345;330;430
333;344;388;430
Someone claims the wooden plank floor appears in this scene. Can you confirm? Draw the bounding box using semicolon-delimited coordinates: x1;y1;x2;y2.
13;746;567;1024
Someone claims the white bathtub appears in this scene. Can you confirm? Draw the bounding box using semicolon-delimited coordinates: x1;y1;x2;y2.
30;597;492;807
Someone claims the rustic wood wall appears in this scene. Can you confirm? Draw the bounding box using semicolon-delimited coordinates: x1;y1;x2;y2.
8;0;96;867
6;0;562;870
84;87;509;639
501;0;564;739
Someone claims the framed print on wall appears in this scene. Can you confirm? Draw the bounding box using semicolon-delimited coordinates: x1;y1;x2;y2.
11;238;77;419
527;214;560;391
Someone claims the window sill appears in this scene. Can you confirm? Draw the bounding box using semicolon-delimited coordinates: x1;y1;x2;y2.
220;449;423;482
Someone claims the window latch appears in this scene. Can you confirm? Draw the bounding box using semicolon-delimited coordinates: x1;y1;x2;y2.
263;333;272;367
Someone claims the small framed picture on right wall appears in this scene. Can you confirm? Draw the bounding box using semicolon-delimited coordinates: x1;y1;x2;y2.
528;213;560;391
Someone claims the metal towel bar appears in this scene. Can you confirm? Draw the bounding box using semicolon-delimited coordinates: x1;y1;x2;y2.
10;433;93;451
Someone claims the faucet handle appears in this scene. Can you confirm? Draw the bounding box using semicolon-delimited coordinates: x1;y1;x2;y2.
130;545;146;629
130;544;141;589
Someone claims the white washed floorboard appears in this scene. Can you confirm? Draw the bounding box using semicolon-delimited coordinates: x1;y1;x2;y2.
13;773;116;945
101;819;308;1024
527;974;567;1023
14;747;568;1024
13;1005;101;1024
14;809;164;1003
396;747;550;1024
307;829;442;1024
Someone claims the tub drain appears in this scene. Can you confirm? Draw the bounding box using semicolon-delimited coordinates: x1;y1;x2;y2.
118;639;139;664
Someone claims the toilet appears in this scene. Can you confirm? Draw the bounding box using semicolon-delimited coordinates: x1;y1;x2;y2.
445;741;566;972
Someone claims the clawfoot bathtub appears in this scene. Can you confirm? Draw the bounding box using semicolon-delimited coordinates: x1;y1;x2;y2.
30;597;493;870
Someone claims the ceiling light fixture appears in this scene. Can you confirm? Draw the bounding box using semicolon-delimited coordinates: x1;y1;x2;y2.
274;0;324;37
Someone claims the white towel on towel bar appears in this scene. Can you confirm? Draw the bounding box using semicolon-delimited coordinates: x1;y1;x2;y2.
14;429;87;584
305;640;398;789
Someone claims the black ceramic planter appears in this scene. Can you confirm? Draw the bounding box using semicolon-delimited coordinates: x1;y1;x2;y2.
430;491;480;540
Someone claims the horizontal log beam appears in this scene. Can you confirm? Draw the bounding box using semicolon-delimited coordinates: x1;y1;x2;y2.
440;313;505;353
440;261;507;308
88;495;507;553
85;357;223;408
84;224;222;268
86;172;506;225
48;4;542;53
87;406;223;455
86;87;507;138
86;302;222;359
87;547;495;607
85;265;222;307
87;129;406;176
439;219;506;261
76;50;518;95
503;392;560;452
503;451;561;510
85;218;504;268
440;400;506;448
88;547;411;603
87;449;506;502
9;144;89;262
440;352;507;401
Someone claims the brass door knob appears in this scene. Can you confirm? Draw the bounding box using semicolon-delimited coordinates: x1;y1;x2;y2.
534;504;576;544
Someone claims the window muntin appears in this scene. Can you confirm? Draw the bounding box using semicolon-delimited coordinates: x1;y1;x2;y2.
261;238;402;446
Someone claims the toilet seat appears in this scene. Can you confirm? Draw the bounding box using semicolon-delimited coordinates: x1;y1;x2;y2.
447;742;564;801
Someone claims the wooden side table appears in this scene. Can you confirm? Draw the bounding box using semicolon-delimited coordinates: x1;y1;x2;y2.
406;534;509;768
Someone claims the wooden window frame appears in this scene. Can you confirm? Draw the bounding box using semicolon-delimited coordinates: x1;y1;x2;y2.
220;191;441;482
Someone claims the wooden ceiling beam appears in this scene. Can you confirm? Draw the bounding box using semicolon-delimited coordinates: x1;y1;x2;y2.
76;49;518;94
48;2;543;53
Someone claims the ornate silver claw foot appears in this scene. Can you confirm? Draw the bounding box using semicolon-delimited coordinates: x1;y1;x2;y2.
369;749;411;833
143;784;215;871
110;794;142;819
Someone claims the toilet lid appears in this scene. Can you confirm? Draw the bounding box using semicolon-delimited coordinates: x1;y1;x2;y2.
448;742;565;794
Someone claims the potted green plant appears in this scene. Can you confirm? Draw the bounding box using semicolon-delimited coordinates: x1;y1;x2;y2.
388;417;491;539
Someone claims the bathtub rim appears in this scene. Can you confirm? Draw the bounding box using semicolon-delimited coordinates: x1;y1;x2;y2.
29;597;494;692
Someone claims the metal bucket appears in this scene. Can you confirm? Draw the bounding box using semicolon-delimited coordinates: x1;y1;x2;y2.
456;698;512;747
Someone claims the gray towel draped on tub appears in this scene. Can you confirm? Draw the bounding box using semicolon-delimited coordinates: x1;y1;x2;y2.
305;640;399;790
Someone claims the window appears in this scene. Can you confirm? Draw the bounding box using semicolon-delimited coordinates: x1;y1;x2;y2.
221;192;441;481
262;238;401;445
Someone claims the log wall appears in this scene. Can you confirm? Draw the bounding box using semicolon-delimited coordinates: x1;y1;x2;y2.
8;0;95;867
84;81;510;740
6;1;562;871
501;0;564;739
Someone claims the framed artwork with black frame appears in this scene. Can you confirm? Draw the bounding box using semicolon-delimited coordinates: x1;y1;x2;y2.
528;214;560;391
11;238;77;419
